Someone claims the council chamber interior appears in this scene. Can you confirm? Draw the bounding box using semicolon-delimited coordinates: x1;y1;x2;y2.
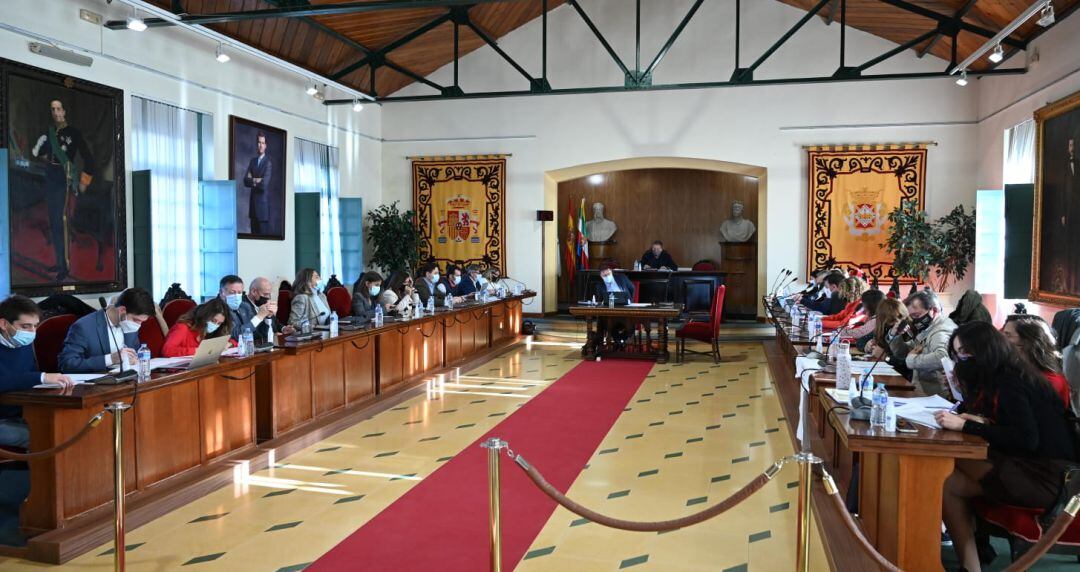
1;1;1080;571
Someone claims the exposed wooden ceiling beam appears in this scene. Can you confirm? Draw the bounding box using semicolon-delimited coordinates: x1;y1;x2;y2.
917;0;979;58
875;0;1025;48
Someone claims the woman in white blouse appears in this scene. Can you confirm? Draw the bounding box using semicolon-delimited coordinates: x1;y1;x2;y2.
378;271;421;316
289;268;332;327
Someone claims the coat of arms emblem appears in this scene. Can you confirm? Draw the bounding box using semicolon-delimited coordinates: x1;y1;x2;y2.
842;186;885;237
437;194;480;243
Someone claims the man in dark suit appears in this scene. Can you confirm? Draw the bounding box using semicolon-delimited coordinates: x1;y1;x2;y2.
455;265;482;298
802;272;846;315
589;266;637;351
244;131;273;235
415;262;446;309
640;240;678;270
58;288;154;373
220;275;278;340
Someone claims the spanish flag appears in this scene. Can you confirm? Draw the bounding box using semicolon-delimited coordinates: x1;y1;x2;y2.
564;197;576;284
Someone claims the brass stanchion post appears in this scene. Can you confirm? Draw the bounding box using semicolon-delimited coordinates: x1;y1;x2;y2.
794;383;821;572
480;437;507;572
106;402;132;572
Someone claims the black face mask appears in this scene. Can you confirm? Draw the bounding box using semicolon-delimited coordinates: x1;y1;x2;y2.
255;296;270;307
912;313;933;332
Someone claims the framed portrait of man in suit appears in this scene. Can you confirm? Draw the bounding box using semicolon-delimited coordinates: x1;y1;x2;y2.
229;115;286;240
1032;90;1080;305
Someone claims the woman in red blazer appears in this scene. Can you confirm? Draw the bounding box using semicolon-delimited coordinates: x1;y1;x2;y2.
162;299;233;358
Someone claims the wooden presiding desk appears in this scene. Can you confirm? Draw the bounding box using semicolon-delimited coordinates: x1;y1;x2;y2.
0;294;529;564
568;303;681;363
764;297;987;572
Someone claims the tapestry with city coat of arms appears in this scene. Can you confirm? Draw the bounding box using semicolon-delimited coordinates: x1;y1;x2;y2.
806;144;927;283
412;155;506;273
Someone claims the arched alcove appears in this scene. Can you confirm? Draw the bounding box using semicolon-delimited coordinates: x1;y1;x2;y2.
542;157;768;316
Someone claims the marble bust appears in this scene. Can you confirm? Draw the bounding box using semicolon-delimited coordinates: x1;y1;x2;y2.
718;200;756;243
585;202;617;242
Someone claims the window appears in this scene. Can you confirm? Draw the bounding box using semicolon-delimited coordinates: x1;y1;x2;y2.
131;97;212;300
1004;120;1035;185
294;139;342;282
974;190;1005;294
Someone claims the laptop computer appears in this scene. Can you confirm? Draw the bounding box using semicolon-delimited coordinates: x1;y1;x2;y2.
156;336;231;372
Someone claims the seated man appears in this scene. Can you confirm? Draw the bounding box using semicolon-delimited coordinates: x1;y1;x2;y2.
440;264;466;305
220;275;278;340
58;287;154;373
455;265;483;299
0;295;74;448
640;240;678;271
591;266;637;350
888;289;956;398
802;272;846;315
415;262;453;308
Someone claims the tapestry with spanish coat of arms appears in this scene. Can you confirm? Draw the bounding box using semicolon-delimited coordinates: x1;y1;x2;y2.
806;144;928;283
412;155;507;273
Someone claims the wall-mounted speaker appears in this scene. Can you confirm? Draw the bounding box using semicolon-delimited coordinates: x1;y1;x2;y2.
536;210;554;221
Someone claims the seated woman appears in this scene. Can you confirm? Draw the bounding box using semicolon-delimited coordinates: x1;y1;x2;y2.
378;271;420;317
161;299;232;357
289;268;332;327
865;298;912;378
846;289;885;352
350;271;384;320
935;322;1077;572
820;277;867;330
1002;314;1071;409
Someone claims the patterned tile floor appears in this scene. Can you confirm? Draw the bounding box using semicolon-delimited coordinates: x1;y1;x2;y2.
0;340;826;571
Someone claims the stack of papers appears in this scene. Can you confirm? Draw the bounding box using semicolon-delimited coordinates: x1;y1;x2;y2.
892;395;954;429
34;373;107;389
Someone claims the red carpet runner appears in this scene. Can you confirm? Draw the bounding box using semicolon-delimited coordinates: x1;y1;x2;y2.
309;359;653;571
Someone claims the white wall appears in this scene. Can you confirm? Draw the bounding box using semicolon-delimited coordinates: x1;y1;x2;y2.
383;0;982;312
0;0;382;296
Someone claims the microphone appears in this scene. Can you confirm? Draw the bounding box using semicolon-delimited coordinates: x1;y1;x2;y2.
848;348;888;421
772;274;798;299
769;269;790;296
812;324;851;365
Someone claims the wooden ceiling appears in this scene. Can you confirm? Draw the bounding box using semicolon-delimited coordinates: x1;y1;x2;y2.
143;0;1076;98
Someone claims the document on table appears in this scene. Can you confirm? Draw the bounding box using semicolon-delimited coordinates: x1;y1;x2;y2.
892;394;955;429
34;373;108;389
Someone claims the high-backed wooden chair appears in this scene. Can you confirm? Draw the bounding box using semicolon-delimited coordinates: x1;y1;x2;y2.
692;260;718;271
675;285;726;363
162;299;196;329
34;314;78;373
325;286;352;317
139;308;168;357
276;290;293;325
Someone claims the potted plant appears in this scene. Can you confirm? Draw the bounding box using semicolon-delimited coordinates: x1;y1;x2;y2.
365;201;421;276
880;202;977;295
930;205;976;292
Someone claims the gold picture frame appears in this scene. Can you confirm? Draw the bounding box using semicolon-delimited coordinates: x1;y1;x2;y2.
1031;89;1080;305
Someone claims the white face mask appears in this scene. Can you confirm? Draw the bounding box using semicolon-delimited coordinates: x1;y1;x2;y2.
120;319;141;334
602;273;615;285
205;321;220;334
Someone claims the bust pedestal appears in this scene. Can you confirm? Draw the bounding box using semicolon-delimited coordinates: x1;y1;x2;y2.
589;240;618;268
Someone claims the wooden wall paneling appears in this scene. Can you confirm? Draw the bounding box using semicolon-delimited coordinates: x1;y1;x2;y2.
311;343;346;417
403;322;423;379
377;329;405;391
343;336;376;403
134;382;202;489
473;307;491;349
269;352;314;436
199;366;256;462
443;316;462;365
422;318;444;373
557;168;759;316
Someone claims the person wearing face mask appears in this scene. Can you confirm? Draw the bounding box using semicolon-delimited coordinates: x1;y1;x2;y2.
934;322;1076;572
589;265;637;350
378;271;421;316
483;268;509;296
289;268;332;327
351;271;385;320
219;275;280;340
0;296;74;448
161;299;233;358
58;287;154;373
887;289;956;398
454;265;484;298
414;262;447;308
439;264;466;305
239;276;291;338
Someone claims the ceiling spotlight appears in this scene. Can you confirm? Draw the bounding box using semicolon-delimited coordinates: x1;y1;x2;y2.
305;81;318;96
215;43;230;63
352;99;364;112
955;69;968;86
313;85;325;102
988;43;1004;63
1037;3;1055;27
126;8;147;32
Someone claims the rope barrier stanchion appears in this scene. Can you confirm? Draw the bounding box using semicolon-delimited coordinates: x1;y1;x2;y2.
819;469;901;572
0;410;106;461
793;449;821;572
480;437;508;572
106;401;132;572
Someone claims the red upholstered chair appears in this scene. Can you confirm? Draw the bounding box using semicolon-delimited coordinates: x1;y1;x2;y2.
276;290;293;325
631;281;641;303
975;499;1080;561
675;285;726;363
692;260;718;271
325;286;352;317
34;314;78;373
162;299;196;329
139;312;168;357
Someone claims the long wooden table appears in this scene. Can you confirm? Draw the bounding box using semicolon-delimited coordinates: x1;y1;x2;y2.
568;304;681;363
0;294;529;564
764;297;987;572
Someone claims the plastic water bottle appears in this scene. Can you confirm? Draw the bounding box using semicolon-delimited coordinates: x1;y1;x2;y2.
265;315;275;344
413;301;423;319
137;343;151;383
834;342;854;403
241;325;255;356
608;292;615;308
871;382;888;429
790;308;802;335
328;311;339;337
445;293;454;309
427;296;435;314
374;304;384;327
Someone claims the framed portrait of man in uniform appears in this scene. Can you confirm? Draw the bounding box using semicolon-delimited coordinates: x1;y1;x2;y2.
229;116;286;241
0;58;126;296
1032;90;1080;305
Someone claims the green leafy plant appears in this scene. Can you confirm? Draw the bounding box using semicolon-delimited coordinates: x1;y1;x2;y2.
365;202;421;276
880;201;977;292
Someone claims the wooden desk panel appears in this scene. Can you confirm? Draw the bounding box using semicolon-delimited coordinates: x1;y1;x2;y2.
268;353;314;437
312;343;346;417
459;313;477;358
134;381;202;488
443;317;462;365
199;367;256;461
377;328;405;391
472;307;491;349
421;319;443;374
343;337;375;403
403;322;423;379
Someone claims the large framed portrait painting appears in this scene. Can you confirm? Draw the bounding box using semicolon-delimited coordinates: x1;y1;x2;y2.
1033;90;1080;305
229;116;286;240
0;58;126;296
